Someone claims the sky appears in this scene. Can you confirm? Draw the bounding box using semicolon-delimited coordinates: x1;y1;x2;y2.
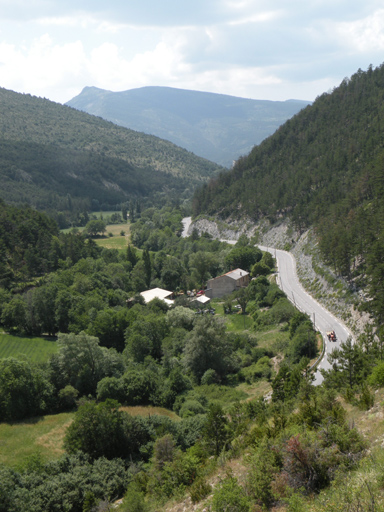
0;0;384;105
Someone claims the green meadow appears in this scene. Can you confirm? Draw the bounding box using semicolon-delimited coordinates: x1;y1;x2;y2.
0;333;58;362
0;412;74;468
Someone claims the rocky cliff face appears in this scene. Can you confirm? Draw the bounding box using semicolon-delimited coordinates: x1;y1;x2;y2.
187;217;256;241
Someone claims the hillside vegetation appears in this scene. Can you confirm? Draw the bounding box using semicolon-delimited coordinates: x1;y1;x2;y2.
2;202;384;511
193;63;384;327
0;87;222;215
66;86;309;167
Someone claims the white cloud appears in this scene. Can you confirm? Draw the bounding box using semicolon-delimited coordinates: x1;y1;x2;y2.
0;1;383;103
0;36;87;100
37;15;95;29
227;11;282;26
335;9;384;52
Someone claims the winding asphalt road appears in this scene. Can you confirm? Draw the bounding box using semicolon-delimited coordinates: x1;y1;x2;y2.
181;216;353;385
259;246;353;384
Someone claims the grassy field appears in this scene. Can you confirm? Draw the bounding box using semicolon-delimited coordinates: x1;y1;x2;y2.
61;220;131;252
94;222;130;251
120;405;180;421
212;300;255;332
0;406;180;468
0;333;58;362
224;312;254;332
0;412;74;468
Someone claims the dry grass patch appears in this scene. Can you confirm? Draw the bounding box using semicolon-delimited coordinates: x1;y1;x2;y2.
36;419;73;457
120;405;180;421
95;222;130;250
0;412;74;468
342;388;384;446
236;379;272;401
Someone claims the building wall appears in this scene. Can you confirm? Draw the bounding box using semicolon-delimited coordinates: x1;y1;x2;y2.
206;274;249;299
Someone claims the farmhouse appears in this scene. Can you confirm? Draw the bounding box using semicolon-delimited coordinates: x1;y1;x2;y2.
205;268;250;299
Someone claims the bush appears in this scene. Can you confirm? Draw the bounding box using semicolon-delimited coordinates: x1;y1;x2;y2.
240;357;272;383
201;369;218;385
179;399;206;418
119;483;149;512
288;323;317;362
189;478;212;504
212;474;250;512
368;361;384;388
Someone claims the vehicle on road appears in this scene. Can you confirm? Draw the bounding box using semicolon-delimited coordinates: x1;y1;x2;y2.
327;330;337;341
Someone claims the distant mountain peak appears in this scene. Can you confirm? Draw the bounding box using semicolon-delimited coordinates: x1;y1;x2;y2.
66;86;311;167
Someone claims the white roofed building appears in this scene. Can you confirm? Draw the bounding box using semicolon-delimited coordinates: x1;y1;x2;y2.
140;287;174;306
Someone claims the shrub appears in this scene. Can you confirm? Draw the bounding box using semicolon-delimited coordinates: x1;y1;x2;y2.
368;361;384;388
240;357;272;383
212;474;250;512
179;399;206;418
358;384;374;410
201;369;218;385
189;478;212;504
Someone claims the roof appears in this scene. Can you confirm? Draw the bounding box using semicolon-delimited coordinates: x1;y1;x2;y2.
140;287;174;304
194;295;211;304
210;268;249;281
225;268;249;280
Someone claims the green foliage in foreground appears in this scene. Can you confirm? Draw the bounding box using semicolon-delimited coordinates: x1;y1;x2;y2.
0;452;128;512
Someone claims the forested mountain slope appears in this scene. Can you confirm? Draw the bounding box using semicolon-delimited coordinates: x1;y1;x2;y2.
193;64;384;325
0;87;223;213
66;86;310;167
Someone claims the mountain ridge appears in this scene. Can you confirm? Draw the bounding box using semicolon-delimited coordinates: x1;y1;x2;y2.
66;86;310;167
0;86;223;217
192;63;384;326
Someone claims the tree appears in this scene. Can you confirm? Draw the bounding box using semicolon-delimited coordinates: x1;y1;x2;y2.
55;289;72;333
143;248;152;288
166;306;195;330
52;332;123;396
88;308;128;352
288;321;317;362
189;251;216;287
121;367;161;405
183;316;239;382
131;260;147;293
1;297;27;333
251;261;271;277
234;287;250;314
203;403;229;456
212;474;250;512
161;257;186;290
127;244;139;267
260;251;275;270
32;283;58;336
322;337;368;389
225;246;261;272
0;358;53;421
125;313;169;361
84;219;106;237
64;399;128;459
